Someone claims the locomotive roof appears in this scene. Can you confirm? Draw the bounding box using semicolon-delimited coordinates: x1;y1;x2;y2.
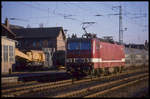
67;37;120;44
67;37;92;42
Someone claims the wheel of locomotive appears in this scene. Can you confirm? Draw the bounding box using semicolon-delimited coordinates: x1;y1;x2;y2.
85;66;91;76
115;67;120;73
108;67;114;75
100;68;105;76
104;67;109;76
75;66;80;80
94;68;100;77
119;66;122;73
93;69;97;76
70;66;76;79
114;67;118;74
89;65;94;80
79;66;84;77
97;68;101;77
78;66;84;79
120;66;124;73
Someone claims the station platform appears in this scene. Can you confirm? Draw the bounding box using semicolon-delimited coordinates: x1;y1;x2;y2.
2;70;66;77
2;70;70;83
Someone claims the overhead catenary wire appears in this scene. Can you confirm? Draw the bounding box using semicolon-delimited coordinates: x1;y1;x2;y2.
63;3;98;20
4;2;148;40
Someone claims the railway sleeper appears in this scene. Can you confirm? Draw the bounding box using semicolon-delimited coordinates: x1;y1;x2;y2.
85;76;149;98
3;68;148;97
55;73;148;98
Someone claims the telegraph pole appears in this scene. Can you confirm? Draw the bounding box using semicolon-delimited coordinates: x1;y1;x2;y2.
119;5;123;44
112;5;124;44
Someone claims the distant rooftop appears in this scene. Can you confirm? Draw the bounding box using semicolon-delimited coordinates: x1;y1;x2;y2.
11;27;65;39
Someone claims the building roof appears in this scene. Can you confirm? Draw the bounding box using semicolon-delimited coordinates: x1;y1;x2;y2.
2;23;24;29
1;24;16;37
11;27;65;39
9;24;24;29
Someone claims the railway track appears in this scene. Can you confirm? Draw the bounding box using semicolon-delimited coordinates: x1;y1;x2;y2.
44;71;148;97
84;75;149;98
2;81;39;89
2;79;72;97
2;67;148;97
84;74;148;98
53;73;148;97
2;66;147;89
2;66;147;88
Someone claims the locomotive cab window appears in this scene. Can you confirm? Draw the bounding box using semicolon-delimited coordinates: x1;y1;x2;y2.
68;41;91;50
80;41;91;50
68;42;80;50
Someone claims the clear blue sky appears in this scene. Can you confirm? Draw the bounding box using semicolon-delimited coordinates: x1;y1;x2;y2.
2;1;148;44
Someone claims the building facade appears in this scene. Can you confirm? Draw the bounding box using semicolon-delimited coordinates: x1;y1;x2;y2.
1;36;16;74
12;27;66;68
12;27;66;51
1;20;17;74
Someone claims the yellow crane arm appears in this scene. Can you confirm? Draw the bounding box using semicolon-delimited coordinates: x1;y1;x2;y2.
15;48;32;61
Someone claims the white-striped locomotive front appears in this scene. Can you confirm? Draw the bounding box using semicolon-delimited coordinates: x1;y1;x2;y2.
67;58;125;63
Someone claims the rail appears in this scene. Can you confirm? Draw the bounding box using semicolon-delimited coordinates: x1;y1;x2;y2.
2;68;148;97
54;73;148;97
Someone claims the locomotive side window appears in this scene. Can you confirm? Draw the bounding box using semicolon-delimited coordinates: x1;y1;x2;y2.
68;42;80;50
80;41;91;50
68;41;91;50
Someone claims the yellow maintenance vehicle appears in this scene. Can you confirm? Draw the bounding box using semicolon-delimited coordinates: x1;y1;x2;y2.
15;48;45;70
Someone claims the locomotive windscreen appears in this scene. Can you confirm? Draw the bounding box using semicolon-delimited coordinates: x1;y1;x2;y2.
67;41;91;50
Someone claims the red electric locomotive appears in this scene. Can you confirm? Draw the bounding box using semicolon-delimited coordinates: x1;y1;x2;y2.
66;35;125;78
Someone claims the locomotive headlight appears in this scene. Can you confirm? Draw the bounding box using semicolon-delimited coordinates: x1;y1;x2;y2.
85;58;88;62
84;58;90;62
86;58;90;62
122;58;125;62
